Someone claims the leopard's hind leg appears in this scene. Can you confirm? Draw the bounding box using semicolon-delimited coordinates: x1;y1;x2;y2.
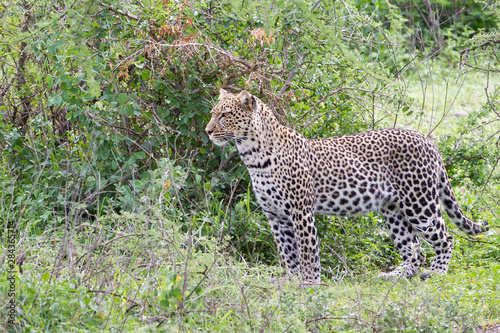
377;202;425;281
417;209;454;280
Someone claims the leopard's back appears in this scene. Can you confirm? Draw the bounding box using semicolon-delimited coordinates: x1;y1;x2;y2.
306;128;441;216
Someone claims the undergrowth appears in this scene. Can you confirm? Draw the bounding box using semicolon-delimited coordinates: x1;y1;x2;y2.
1;208;499;332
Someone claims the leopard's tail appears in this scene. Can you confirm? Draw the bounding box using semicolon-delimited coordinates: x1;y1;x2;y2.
439;170;489;235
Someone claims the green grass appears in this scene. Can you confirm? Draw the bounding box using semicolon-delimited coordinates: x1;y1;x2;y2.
2;206;499;332
401;65;500;137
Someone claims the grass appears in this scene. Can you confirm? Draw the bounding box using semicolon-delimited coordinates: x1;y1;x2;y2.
401;65;500;137
2;210;499;332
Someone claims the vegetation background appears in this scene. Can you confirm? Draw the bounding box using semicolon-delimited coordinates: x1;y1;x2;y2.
0;0;499;331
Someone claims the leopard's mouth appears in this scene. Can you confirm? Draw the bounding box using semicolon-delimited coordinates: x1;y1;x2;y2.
209;133;234;146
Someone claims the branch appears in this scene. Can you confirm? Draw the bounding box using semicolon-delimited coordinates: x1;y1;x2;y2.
159;42;256;69
460;62;500;73
87;289;141;312
459;38;500;72
310;0;323;12
485;68;500;118
305;316;369;325
0;77;14;99
100;2;140;21
219;151;239;170
278;51;309;96
460;39;500;57
450;230;494;244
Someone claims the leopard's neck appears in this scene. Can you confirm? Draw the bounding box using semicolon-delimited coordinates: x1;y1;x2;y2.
235;102;304;170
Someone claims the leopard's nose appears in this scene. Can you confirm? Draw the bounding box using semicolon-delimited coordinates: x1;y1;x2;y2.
206;127;214;135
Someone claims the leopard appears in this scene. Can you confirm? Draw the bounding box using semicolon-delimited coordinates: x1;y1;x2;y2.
205;88;489;283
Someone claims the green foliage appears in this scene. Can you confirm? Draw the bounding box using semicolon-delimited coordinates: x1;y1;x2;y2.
0;0;409;252
2;0;495;229
1;210;499;331
316;214;399;278
352;0;499;74
4;272;101;331
438;96;500;187
159;273;204;310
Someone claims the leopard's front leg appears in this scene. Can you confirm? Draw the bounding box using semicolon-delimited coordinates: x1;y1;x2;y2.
264;201;320;283
264;211;300;276
287;169;321;284
294;206;321;284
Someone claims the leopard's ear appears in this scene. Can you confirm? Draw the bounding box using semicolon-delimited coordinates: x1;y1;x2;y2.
219;88;230;100
252;96;257;113
238;90;255;111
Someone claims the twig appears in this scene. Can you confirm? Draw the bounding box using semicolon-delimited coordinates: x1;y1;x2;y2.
305;316;369;325
376;274;403;315
485;69;500;118
310;0;323;12
278;51;309;96
460;39;500;58
100;2;140;21
459;38;500;73
343;36;392;46
258;290;281;333
450;230;494;244
0;77;14;99
240;285;255;332
292;87;344;126
460;62;500;73
87;289;141;310
219;150;239;171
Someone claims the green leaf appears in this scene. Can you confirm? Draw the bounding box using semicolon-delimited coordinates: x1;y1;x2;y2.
141;70;151;81
135;151;146;160
46;75;53;89
88;79;101;98
117;93;128;105
124;104;134;116
48;94;62;107
170;288;182;301
48;40;66;56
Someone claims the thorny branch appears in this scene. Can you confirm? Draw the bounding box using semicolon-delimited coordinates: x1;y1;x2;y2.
459;38;500;73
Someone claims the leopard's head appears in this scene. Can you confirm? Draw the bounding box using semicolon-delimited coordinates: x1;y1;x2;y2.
205;89;257;146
